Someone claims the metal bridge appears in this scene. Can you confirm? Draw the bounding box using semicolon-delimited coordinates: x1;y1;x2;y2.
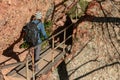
0;23;73;80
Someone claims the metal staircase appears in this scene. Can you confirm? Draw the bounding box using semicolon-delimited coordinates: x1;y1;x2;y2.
0;23;73;80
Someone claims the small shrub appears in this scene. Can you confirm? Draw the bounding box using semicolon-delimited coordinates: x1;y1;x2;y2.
79;0;88;12
19;42;30;49
44;20;53;29
68;0;88;19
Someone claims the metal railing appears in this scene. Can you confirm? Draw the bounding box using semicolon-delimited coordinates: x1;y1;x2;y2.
26;23;73;80
0;23;73;80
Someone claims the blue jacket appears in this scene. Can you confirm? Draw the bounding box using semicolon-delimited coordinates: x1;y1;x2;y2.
32;20;48;44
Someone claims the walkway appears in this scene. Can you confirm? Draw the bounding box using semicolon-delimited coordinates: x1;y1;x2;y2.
0;23;72;80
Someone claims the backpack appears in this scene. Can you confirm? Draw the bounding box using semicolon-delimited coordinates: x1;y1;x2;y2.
24;22;39;46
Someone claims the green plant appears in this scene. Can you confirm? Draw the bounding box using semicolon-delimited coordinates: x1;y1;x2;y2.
68;0;88;19
79;0;88;12
19;42;30;49
44;20;53;28
41;41;49;50
68;5;77;18
40;20;53;49
44;20;52;36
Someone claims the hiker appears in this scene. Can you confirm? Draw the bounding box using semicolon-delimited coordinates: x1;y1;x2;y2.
33;12;48;71
22;12;48;71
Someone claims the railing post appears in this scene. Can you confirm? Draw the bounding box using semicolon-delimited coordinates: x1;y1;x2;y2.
26;50;30;80
63;28;66;59
64;28;66;50
31;48;35;80
52;36;55;62
52;36;55;71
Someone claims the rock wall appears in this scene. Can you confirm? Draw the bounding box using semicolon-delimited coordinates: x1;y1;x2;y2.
48;0;120;80
0;0;120;80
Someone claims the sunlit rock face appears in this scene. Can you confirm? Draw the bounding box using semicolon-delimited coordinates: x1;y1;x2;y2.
0;0;51;54
0;0;120;80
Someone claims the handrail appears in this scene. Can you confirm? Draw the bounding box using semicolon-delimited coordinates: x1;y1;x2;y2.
1;22;73;69
1;61;25;69
34;23;73;49
31;23;73;79
34;35;72;66
1;23;73;80
33;21;73;78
